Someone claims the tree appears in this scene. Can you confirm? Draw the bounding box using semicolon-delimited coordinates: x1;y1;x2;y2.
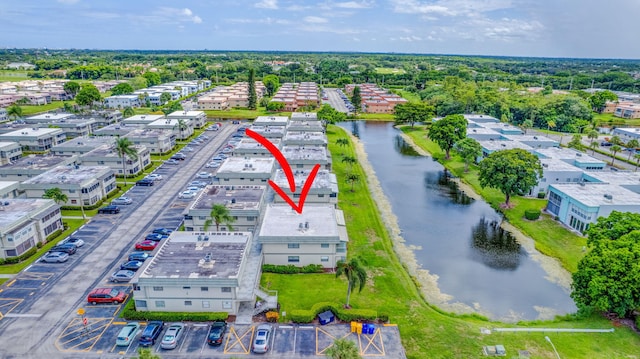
114;137;138;186
520;119;533;134
7;104;22;120
335;257;367;308
428;114;467;159
635;153;640;171
336;138;349;149
160;92;172;104
75;84;102;107
204;204;235;231
393;102;435;128
263;74;280;97
42;187;68;205
626;139;639;160
455;138;482;172
174;119;188;139
317;104;346;128
610;136;623;146
110;83;134;96
248;68;257;110
587;130;599;154
142;72;161;86
63;81;80;97
345;173;360;192
342;155;357;170
567;134;585;151
16;97;30;105
350;86;361;113
266;101;285;112
123;106;135;118
589;90;618;113
325;338;361;359
610;145;621;167
134;348;161;359
572;222;640;317
478;149;543;207
585;211;640;247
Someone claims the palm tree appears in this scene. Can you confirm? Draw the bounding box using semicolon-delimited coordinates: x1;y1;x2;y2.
325;338;361;359
546;120;556;131
42;187;68;205
115;137;138;186
335;257;367;308
611;145;621;167
174;119;188;139
587;130;599;143
7;105;22;120
342;155;357;170
634;153;640;172
336;138;349;149
345;173;360;192
204;204;235;231
123;106;135;118
626;139;639;160
590;140;599;154
610;135;622;146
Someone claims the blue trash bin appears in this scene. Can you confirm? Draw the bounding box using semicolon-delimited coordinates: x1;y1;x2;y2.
368;324;375;334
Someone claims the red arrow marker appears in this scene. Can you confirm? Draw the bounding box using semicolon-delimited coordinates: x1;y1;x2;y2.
246;128;296;192
245;128;321;214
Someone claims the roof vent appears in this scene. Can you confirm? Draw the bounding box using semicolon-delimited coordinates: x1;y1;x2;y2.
604;194;613;200
204;253;212;262
305;221;309;229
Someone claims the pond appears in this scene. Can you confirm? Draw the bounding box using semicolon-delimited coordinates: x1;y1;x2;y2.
340;121;576;321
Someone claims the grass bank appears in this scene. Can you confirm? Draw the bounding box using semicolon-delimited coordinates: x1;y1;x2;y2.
262;124;639;358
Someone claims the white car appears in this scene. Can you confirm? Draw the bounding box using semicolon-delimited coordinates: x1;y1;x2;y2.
112;196;133;205
205;162;221;168
178;191;196;199
146;174;163;181
186;186;202;193
182;147;194;152
197;172;212;179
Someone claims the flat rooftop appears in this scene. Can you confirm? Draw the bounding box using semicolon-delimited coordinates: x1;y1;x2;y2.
464;114;499;123
290;112;318;121
253;116;289;126
273;169;338;191
139;231;251;279
247;125;286;136
83;144;145;158
217;157;275;175
26;113;74;121
540;158;585;172
479;140;533;152
551;183;640;207
234;138;281;151
281;145;329;162
92;123;144;136
190;185;265;211
22;165;110;185
167;110;205;118
2;154;73;170
125;128;173;139
286;122;324;131
0;127;62;137
0;198;56;229
259;204;339;239
535;147;602;163
0;181;19;191
148;118;191;128
122;114;163;124
587;170;640;185
53;136;114;149
0;141;20;149
283;131;327;143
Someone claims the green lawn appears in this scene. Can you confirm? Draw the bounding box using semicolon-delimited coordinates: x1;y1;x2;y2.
261;124;640;358
375;67;406;75
395;89;422;103
20;102;66;115
204;108;290;119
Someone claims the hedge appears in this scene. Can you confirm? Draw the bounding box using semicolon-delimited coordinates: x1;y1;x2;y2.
120;299;229;322
288;302;378;323
0;247;38;265
262;264;324;274
524;209;541;220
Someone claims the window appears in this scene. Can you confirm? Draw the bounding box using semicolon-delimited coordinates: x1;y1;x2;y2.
221;287;231;293
321;256;329;262
184;301;192;306
202;301;210;308
182;286;191;290
288;243;300;249
222;301;232;309
155;300;165;308
201;287;208;292
321;243;330;248
152;286;163;291
247;216;255;221
135;300;147;308
288;256;300;263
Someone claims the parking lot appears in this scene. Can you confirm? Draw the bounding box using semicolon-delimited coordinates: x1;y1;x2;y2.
53;321;405;358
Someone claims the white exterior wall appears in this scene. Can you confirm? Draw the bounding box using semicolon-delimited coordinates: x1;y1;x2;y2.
134;283;239;313
262;243;340;268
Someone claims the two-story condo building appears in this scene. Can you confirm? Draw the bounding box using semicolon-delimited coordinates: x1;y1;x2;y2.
271;169;338;206
0;154;78;182
215;157;275;186
0;127;66;152
80;144;150;177
0;199;62;259
0;141;22;165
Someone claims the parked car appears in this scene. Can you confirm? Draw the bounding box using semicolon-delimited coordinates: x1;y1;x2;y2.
207;321;227;346
222;147;233;153
252;324;272;353
165;159;180;165
178;191;196;199
135;240;158;251
98;205;120;214
136;178;155;187
186;186;201;193
145;233;165;241
110;269;136;283
50;243;77;255
197;172;212;179
153;228;173;236
139;321;165;346
189;180;208;188
112;196;133;205
116;322;140;346
182;146;194;152
146;174;163;181
41;251;69;263
160;323;185;350
87;288;127;305
205;162;221;168
120;260;144;271
61;237;85;247
128;252;150;262
171;153;186;160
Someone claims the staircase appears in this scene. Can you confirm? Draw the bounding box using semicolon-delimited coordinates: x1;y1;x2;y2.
253;287;278;316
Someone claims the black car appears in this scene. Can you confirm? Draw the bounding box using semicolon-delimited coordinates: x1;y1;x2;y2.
50;243;77;255
153;228;173;236
139;321;164;346
207;321;227;346
120;260;144;271
136;178;155;186
128;252;150;262
97;205;120;214
171;153;186;160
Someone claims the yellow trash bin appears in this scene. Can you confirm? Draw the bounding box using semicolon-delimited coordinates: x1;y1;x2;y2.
351;321;357;333
356;322;363;334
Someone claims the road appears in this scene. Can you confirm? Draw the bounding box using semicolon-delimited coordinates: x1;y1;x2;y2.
324;88;349;114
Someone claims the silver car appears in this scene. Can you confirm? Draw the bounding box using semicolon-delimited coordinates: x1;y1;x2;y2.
110;270;135;283
160;323;185;350
41;251;69;263
252;324;272;353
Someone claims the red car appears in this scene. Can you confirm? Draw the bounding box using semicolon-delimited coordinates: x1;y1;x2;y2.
135;240;158;251
87;288;127;305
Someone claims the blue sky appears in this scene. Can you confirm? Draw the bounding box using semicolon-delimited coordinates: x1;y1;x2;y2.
1;0;640;59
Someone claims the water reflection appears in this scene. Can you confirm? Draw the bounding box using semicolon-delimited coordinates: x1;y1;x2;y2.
423;170;474;205
470;217;524;270
394;135;420;156
350;121;361;138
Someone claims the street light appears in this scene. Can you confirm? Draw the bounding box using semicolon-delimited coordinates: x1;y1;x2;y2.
545;336;561;359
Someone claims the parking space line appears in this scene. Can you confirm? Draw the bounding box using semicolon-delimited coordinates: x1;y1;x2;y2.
55;317;114;353
19;272;54;281
358;328;385;356
6;279;15;287
0;298;23;320
224;325;253;354
316;327;354;355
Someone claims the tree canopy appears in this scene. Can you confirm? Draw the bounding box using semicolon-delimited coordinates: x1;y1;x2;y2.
350;86;361;113
455;137;482;172
248;68;257;110
143;72;161;86
75;84;102;107
263;74;280;97
317;104;346;127
63;81;80;96
478;148;543;206
393;102;435;128
427;114;467;159
110;82;134;95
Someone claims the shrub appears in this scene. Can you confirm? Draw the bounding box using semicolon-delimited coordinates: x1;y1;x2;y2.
121;299;228;322
262;264;324;274
524;209;541;220
266;311;279;322
287;302;378;323
537;192;546;199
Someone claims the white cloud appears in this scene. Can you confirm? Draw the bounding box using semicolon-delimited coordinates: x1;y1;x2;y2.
390;0;515;17
398;35;422;42
155;7;203;24
57;0;80;4
335;1;374;9
304;16;328;24
300;24;362;34
227;17;290;25
255;0;278;9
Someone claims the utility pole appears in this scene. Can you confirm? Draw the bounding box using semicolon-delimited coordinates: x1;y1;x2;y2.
569;77;573;91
